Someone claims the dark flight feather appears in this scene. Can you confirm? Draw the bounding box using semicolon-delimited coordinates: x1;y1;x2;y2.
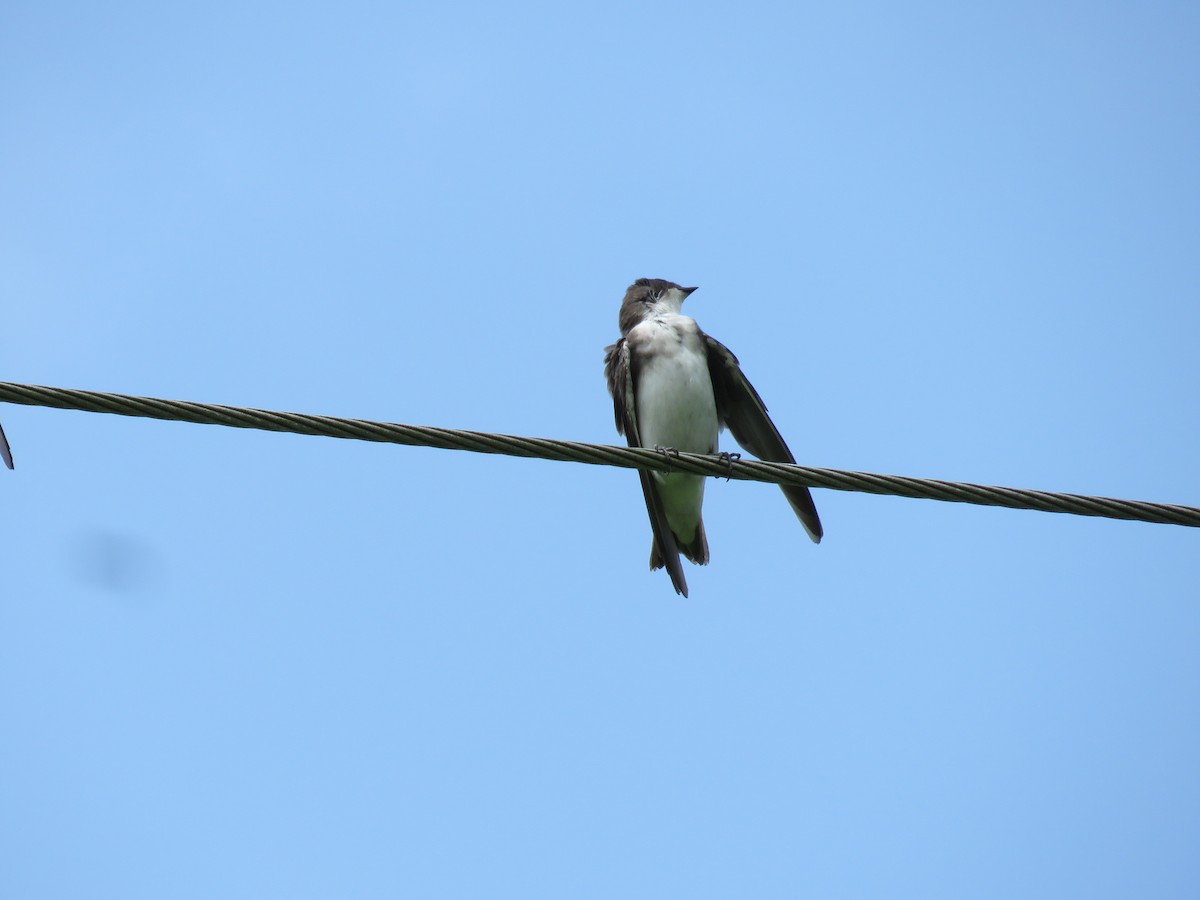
704;334;823;543
604;337;691;596
0;422;12;470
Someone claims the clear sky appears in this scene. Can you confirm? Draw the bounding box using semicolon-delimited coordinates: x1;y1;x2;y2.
2;2;1198;897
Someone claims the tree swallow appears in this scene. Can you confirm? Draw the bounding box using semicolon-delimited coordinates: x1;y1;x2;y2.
0;422;12;470
604;278;821;596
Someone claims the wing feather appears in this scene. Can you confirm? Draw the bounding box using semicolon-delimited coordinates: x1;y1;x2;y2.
0;422;13;470
704;334;823;543
605;339;689;595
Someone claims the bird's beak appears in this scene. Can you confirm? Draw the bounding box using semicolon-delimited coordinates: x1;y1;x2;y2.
681;286;699;298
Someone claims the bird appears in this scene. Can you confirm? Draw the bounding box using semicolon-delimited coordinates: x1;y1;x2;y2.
604;278;821;596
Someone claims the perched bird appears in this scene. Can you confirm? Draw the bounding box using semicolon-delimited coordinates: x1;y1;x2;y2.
604;278;821;596
0;421;12;470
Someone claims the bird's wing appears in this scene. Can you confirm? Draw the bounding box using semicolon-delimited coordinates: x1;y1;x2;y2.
0;422;12;470
704;334;823;543
605;338;689;596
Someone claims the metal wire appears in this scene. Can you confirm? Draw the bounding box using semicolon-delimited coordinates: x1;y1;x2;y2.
0;381;1196;528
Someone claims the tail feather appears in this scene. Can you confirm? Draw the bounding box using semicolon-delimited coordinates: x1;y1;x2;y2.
679;519;709;565
649;536;689;597
649;518;709;597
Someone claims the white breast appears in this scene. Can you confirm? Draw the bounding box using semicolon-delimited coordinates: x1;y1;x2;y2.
629;315;719;455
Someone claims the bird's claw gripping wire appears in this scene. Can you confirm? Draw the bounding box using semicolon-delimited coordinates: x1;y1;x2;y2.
653;445;681;472
716;451;741;481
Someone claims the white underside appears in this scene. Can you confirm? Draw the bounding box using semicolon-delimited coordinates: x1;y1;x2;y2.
629;314;719;540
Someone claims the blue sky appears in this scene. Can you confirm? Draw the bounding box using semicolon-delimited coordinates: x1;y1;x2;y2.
2;2;1198;897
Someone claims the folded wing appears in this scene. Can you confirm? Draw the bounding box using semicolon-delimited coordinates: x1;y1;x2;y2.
604;338;690;596
704;334;823;543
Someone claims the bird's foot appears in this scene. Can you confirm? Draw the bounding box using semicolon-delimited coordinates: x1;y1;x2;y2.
653;445;680;472
716;451;741;481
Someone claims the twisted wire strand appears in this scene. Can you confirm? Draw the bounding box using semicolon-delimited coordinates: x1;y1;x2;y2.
0;381;1196;528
